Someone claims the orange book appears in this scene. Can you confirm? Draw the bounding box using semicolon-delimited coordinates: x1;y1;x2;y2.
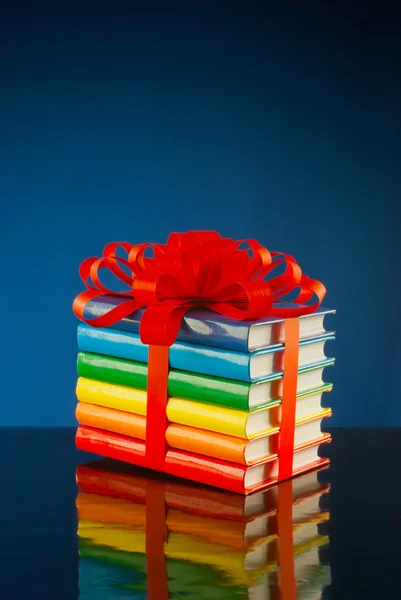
76;402;330;466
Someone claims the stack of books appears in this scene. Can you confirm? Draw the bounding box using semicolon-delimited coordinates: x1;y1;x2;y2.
75;295;335;493
76;459;332;599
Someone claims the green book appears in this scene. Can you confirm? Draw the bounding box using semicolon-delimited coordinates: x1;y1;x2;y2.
77;352;333;411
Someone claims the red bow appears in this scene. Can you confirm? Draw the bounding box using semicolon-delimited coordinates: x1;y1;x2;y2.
73;230;325;344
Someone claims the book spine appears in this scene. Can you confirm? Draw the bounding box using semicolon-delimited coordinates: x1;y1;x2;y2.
76;378;148;415
166;424;247;465
84;297;251;352
78;324;149;363
78;351;251;410
77;352;148;390
77;324;252;382
76;402;147;440
169;370;250;410
167;398;248;438
76;426;247;493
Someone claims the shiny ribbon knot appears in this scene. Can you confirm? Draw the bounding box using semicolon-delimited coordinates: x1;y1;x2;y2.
73;230;326;342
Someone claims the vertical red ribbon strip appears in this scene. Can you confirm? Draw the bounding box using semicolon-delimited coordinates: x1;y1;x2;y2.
145;345;170;470
278;318;300;482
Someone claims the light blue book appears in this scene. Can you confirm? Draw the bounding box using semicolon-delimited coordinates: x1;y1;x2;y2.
77;324;334;383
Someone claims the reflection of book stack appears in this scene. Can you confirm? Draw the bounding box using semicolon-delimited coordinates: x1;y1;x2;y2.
77;459;331;599
76;297;335;492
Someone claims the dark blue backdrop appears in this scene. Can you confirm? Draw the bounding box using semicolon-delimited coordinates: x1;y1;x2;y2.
2;2;400;426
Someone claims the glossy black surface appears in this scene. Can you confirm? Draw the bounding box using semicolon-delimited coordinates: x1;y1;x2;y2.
0;427;400;599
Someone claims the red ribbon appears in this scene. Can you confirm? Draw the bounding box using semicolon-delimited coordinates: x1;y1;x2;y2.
73;231;326;482
278;319;301;482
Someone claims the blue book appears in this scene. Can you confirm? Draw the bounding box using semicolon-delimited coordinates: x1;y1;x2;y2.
77;324;335;383
83;295;335;353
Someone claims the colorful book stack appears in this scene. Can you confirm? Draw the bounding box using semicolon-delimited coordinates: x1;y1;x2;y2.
77;459;332;599
75;295;335;494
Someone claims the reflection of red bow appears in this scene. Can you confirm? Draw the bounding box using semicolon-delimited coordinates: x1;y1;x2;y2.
73;230;325;345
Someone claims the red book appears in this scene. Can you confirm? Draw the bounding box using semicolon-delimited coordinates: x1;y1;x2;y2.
76;426;330;494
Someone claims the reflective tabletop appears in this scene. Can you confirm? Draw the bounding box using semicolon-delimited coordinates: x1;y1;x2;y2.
1;428;400;599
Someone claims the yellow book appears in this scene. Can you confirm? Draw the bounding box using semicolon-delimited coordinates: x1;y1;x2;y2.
76;377;330;439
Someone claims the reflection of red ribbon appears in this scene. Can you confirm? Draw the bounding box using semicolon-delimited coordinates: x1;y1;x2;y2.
278;319;301;483
276;479;297;600
145;479;168;600
73;231;325;482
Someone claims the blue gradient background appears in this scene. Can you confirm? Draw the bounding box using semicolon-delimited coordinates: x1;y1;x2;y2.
1;3;400;426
